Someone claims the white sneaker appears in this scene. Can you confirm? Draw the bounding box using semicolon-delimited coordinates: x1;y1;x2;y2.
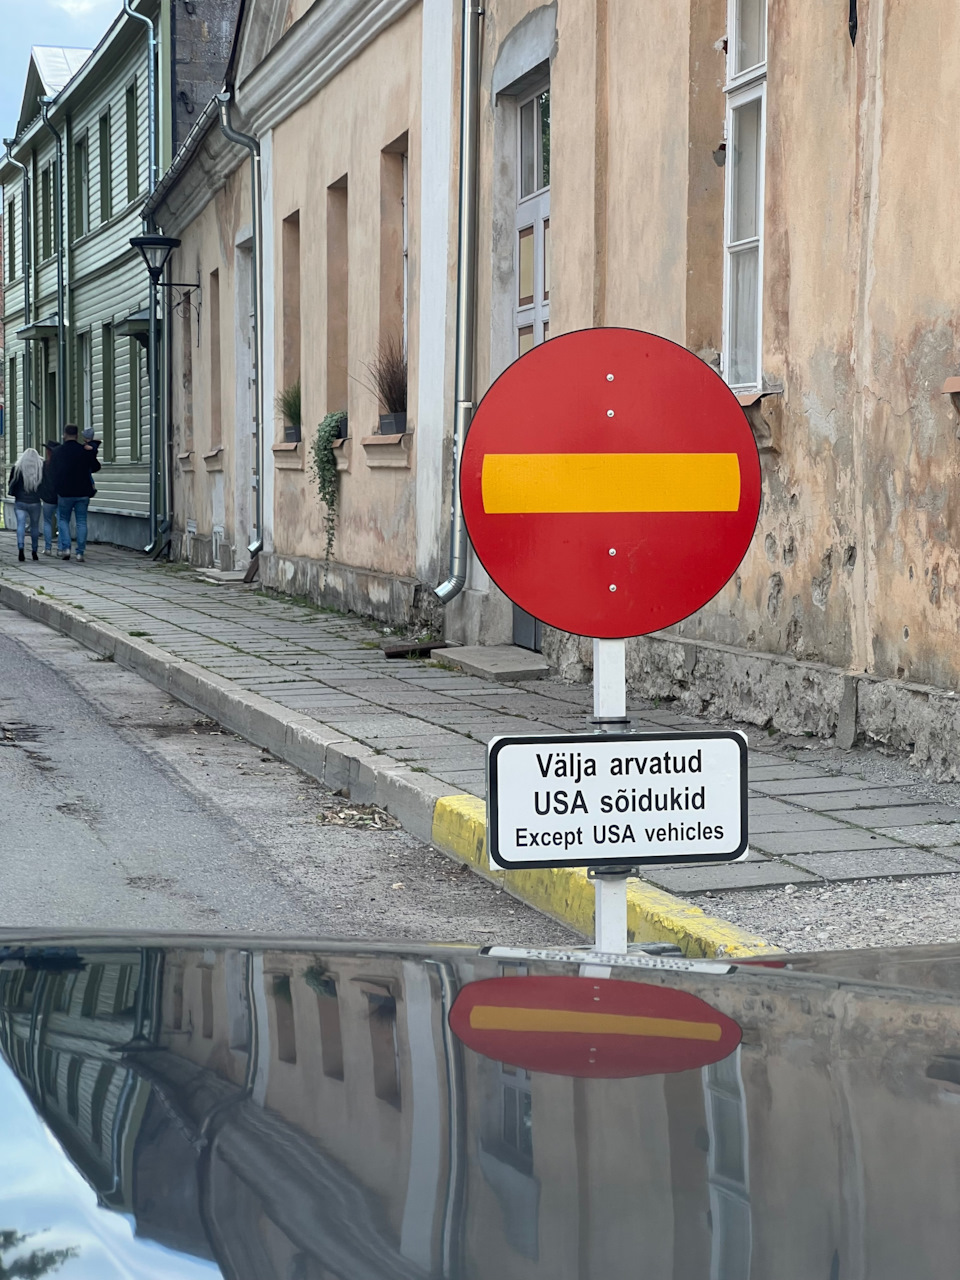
76;554;85;563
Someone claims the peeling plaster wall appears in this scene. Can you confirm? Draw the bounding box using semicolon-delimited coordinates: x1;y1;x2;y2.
267;5;424;582
675;0;960;694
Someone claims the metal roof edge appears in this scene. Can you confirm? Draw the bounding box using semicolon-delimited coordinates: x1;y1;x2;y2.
3;0;158;155
141;96;230;222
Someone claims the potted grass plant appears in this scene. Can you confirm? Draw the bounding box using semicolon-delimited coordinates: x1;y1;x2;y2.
364;337;407;434
276;378;302;443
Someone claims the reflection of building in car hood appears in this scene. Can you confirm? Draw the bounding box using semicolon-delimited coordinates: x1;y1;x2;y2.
3;936;960;1278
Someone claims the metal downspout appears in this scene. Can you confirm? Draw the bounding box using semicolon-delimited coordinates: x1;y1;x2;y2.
123;0;158;194
434;0;483;604
124;0;163;551
216;92;263;557
3;142;31;448
39;100;66;436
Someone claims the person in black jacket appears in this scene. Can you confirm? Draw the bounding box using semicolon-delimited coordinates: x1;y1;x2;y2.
40;442;59;556
50;423;101;563
8;448;44;562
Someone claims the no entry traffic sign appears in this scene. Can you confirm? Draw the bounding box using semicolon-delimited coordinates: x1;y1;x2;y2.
487;730;747;870
449;975;742;1078
460;328;761;638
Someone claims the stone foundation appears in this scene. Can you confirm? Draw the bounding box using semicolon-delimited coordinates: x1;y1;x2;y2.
259;551;444;632
543;627;960;780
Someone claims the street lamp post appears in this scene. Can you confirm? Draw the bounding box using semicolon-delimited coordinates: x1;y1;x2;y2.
130;235;182;556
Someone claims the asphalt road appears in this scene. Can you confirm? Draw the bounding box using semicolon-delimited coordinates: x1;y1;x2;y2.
0;607;576;945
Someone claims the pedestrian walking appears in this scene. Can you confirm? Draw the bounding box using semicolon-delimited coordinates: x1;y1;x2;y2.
8;448;44;562
40;441;59;556
50;423;101;563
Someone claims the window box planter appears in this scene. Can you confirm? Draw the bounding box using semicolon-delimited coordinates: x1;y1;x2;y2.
283;422;302;443
379;411;406;435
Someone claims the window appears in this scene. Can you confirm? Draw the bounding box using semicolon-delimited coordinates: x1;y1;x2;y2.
314;975;344;1080
77;331;92;435
129;339;142;461
379;137;408;374
201;966;214;1038
209;269;221;450
125;82;139;202
6;200;15;279
98;112;111;222
515;87;550;357
273;974;297;1064
367;990;400;1107
66;1057;81;1121
281;211;301;439
326;177;348;413
704;1050;752;1280
7;358;16;461
90;1064;114;1150
723;0;766;390
40;164;52;260
102;324;115;461
181;291;193;451
74;135;89;237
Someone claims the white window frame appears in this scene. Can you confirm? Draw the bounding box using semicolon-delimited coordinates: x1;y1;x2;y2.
722;0;767;393
514;84;550;359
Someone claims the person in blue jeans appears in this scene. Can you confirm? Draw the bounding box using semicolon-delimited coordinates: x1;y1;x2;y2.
8;448;44;562
39;441;59;554
49;423;101;563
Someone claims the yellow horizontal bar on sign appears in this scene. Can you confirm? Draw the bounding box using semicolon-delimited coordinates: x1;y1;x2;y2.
481;452;741;514
469;1005;722;1042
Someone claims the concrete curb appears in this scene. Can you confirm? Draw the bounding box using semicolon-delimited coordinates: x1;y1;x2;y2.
430;796;778;958
0;580;778;958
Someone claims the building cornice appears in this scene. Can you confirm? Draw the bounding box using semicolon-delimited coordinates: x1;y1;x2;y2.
147;110;247;235
236;0;419;135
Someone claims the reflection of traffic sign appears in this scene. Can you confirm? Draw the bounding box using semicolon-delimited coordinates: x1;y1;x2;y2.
487;730;747;870
460;328;761;639
450;976;742;1078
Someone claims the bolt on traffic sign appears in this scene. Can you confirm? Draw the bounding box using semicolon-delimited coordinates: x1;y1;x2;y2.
487;731;747;870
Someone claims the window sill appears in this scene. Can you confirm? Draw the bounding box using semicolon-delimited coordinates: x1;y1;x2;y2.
203;446;225;472
331;437;352;472
736;389;782;454
272;440;304;471
942;379;960;438
361;429;413;469
178;450;195;473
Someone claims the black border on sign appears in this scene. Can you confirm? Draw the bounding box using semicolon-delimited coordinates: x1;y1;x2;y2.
486;730;748;870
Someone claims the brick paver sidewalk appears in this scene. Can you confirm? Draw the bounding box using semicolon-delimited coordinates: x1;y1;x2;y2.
5;543;960;895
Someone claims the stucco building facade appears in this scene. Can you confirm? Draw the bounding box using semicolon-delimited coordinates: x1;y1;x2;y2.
148;0;960;759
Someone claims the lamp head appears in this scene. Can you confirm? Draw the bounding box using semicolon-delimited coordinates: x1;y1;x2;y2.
130;234;181;285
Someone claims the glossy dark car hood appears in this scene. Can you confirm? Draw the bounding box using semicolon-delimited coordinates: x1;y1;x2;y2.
3;932;960;1280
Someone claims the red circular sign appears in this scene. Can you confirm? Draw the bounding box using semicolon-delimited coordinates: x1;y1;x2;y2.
460;328;761;638
449;975;742;1078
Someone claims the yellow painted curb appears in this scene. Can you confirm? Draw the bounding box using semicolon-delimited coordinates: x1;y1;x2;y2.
431;794;779;959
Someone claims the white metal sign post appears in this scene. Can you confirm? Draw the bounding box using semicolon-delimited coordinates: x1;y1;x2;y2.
485;654;748;952
592;638;631;952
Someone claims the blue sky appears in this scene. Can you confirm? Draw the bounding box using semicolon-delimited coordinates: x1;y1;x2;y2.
0;1056;223;1278
0;0;120;144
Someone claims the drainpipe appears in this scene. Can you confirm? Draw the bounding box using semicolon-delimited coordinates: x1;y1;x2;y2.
216;91;263;557
39;99;66;436
124;0;164;552
3;141;32;448
434;0;483;604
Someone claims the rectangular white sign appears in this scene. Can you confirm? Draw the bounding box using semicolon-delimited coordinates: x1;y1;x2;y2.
487;731;747;870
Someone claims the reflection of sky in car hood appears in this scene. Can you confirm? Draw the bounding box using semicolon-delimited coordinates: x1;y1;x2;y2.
0;1058;221;1280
